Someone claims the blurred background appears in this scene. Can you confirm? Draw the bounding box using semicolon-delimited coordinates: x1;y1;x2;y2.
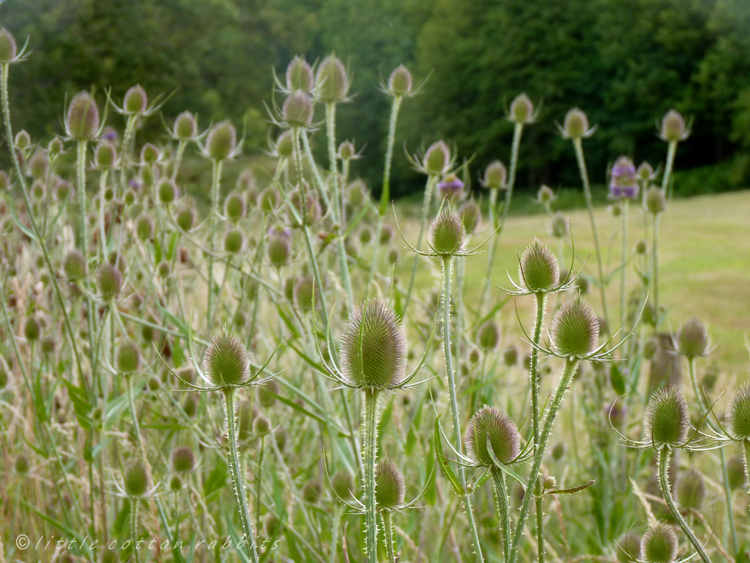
2;0;750;200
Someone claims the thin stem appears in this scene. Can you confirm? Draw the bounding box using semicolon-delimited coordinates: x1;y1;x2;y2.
382;511;396;563
491;467;512;563
529;292;547;563
661;141;677;197
652;212;660;319
76;139;89;251
363;389;381;563
657;448;713;563
131;497;141;563
255;435;265;536
572;137;609;329
403;174;438;315
620;199;629;332
126;375;142;451
171;139;187;182
329;505;344;563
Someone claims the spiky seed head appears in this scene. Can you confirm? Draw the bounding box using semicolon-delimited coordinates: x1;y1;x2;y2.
259;187;282;213
41;337;55;354
48;136;64;155
510;93;533;124
206;121;236;161
267;227;292;266
727;384;750;440
543;475;556;489
258;380;280;407
253;414;272;436
28;149;49;179
375;458;406;509
387;247;400;265
503;345;519;366
464;406;521;466
477;321;501;350
135;213;155;240
616;531;642;563
97;264;123;298
176;205;197;232
640;522;678;563
423;141;451;175
338;140;355;161
457;200;482;234
66;91;100;140
294;274;315;311
428;209;466;256
644;386;689;449
340;300;407;390
483;160;507;190
286;56;314;92
169;475;183;492
346;179;368;206
15;129;30;149
63;249;87;280
95;142;117;169
116;340;142;373
331;468;356;500
283;90;314;127
123;85;148;114
157;179;178;204
289;189;321;227
302;480;323;504
388;64;413;96
551;296;599;357
660;110;686;142
676;317;708;358
676;468;705;509
0;28;17;63
537;185;555;203
551;442;566;460
519;239;560;293
14;454;29;475
726;455;746;490
275;130;294;160
645;186;667;214
563;108;590;139
203;329;251;387
224;229;244;254
551;213;569;239
315;55;348;102
174;111;197;141
635;239;647;255
23;316;41;341
171;446;196;473
124;462;149;497
437;173;465;202
358;226;373;245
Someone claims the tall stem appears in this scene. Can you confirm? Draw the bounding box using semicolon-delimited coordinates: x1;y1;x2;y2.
255;435;265;535
620;199;629;332
403;174;438;315
223;387;260;562
657;448;713;563
329;505;344;563
491;467;512;563
661;141;677;197
171;139;187;182
573;137;609;329
363;389;381;563
529;292;547;563
652;212;660;319
76;140;88;251
126;376;142;451
207;159;223;323
382;511;396;563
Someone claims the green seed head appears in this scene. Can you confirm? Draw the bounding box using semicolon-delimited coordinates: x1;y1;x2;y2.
123;85;148;115
171;446;196;473
423;141;451;175
66;91;100;140
147;375;160;391
727;384;750;441
169;475;183;492
503;345;519;366
176;205;197;232
640;522;678;563
458;199;482;234
726;455;747;490
537;185;555;203
551;213;569;239
258;380;280;407
676;317;709;358
340;300;407;390
236;168;255;191
388;64;413;96
97;264;123;299
375;458;405;510
346;179;368;206
519;239;560;293
224;191;247;222
259;187;282;213
315;55;348;102
28;149;49;179
95;142;117;169
645;186;667;214
638;162;655;181
387;247;400;265
286;56;314;92
644;386;689;449
253;413;272;436
135;213;155;240
264;514;282;536
174;111;197;141
124;462;149;497
283;90;314;127
14;454;29;475
635;240;647;255
428;209;466;256
302;480;323;504
293;274;315;311
0;28;18;63
616;531;642;563
156;260;170;278
482;160;507;190
15;129;30;149
203;329;251;387
660;110;686;143
49;136;64;155
551;296;599;358
157;179;178;204
289;189;321;227
23;316;41;341
563;107;590;139
477;321;501;350
510;93;534;124
551;442;566;460
675;468;705;509
206;120;236;161
224;229;244;254
267;228;292;266
116;340;142;373
464;406;521;466
331;468;356;500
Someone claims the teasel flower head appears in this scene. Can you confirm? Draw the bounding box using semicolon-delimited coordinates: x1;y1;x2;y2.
726;455;747;490
116;340;142;374
302;480;323;504
551;296;600;358
560;107;595;139
315;55;349;102
537;185;555;204
658;109;689;143
224;191;247;222
288;188;321;227
464;406;521;467
171;446;196;474
173;111;197;141
95;142;117;169
203;329;252;387
157;179;179;205
437;173;465;203
726;384;750;441
66;91;101;140
224;228;244;254
205;120;238;161
644;186;667;214
141;143;160;165
293;274;315;311
477;321;501;351
283;90;314;128
176;204;197;232
15;129;30;149
374;458;406;511
27;149;49;179
509;93;535;124
123;85;148;115
675;468;705;509
123;462;151;497
609;156;639;200
638;162;656;182
286;56;314;93
458;199;482;234
338;140;356;161
0;28;18;63
259;186;282;213
387;64;413;97
331;468;356;500
422;141;451;176
616;531;641;562
481;160;507;190
675;317;709;358
428;209;466;257
640;522;678;563
267;225;292;266
63;249;87;280
518;238;560;293
97;263;123;299
644;386;689;450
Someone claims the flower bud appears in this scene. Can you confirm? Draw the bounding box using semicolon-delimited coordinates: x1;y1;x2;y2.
458;199;482;234
423;141;451;175
660;110;686;142
123;85;148;115
283;90;314;127
174;111;197;141
510;93;533;124
98;263;123;298
635;240;647;255
387;247;399;265
644;386;689;449
388;64;413;96
609;156;638;199
727;384;750;441
640;522;678;563
206;120;236;161
15;129;30;149
428;209;466;256
482;160;507;190
0;28;17;63
519;239;560;293
66;92;100;140
315;55;348;102
477;321;500;350
95;142;117;169
676;317;708;358
464;406;521;466
543;475;556;489
169;475;183;492
116;340;142;373
286;56;314;92
551;296;599;358
124;462;150;497
644;186;667;214
675;468;705;509
469;348;481;364
331;468;356;500
437;173;465;202
170;446;196;474
375;458;405;509
563;108;590;139
203;329;251;387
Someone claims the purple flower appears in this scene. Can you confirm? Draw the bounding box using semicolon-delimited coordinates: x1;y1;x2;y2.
609;156;638;200
437;174;465;202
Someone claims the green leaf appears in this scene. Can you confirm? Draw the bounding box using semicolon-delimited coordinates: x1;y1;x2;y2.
63;378;92;430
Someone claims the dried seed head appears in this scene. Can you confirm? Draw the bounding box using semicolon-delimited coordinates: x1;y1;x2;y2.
315;55;348;102
116;340;142;373
640;522;678;563
644;186;667;214
206;120;236;161
123;85;148;115
375;458;405;509
388;64;413;96
224;191;247;222
331;468;356;500
224;229;244;254
519;238;560;293
340;300;407;390
423;141;451;175
551;213;569;239
97;263;123;298
171;446;196;473
563;108;590;139
124;462;149;497
203;329;251;387
437;173;465;202
551;296;599;357
28;149;49;179
458;199;482;234
477;321;501;350
95;142;117;169
675;468;705;509
726;455;747;490
464;406;521;466
727;384;750;441
676;317;708;358
302;480;323;504
157;179;179;204
66;92;100;140
0;28;17;63
135;213;155;240
482;160;507;190
253;413;272;436
346;179;368;206
283;90;314;127
510;93;534;124
176;205;197;232
616;531;642;563
660;110;686;142
644;386;689;449
286;56;314;92
63;249;87;280
174;111;197;141
428;209;466;256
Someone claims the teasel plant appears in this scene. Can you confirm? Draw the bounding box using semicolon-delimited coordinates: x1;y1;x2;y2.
722;385;750;521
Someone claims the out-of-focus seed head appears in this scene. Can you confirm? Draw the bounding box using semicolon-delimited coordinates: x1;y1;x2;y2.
153;260;169;278
338;140;355;160
469;348;481;364
236;168;255;191
302;480;323;504
643;336;659;360
543;475;556;489
66;92;100;140
206;120;236;161
283;90;314;128
289;189;321;227
15;129;30;149
176;205;197;232
253;413;272;436
267;226;292;266
257;380;280;407
23;316;41;341
203;329;251;387
503;345;519;366
379;224;395;245
174;111;197;141
726;455;747;490
95;142;117;169
147;375;161;391
63;249;87;280
616;531;642;563
551;442;566;460
286;56;314;92
135;213;155;240
48;136;64;155
464;406;521;466
14;453;30;474
482;160;507;190
123;187;137;206
224;228;244;254
116;340;142;374
41;337;56;354
519;238;560;293
609;203;622;218
331;468;356;500
358;226;373;245
340;300;407;390
423;141;451;175
645;186;667;214
477;321;501;351
315;55;348;102
537;185;554;204
388;64;413;96
635;240;647;255
346;179;368;206
171;446;196;473
30;179;45;200
375;458;405;509
638;162;655;182
676;317;709;358
275;130;294;160
676;468;705;509
169;475;183;492
157;179;178;204
644;386;689;449
98;264;123;298
510;93;534;124
264;514;281;536
259;187;282;213
551;213;569;239
0;28;18;63
124;462;149;497
437;173;465;202
640;522;678;563
458;199;482;234
28;150;49;179
387;247;400;265
428;209;466;256
551;296;599;358
609;156;639;200
0;170;10;191
563;108;590;139
660;110;687;143
727;384;750;441
123;85;148;115
141;143;160;165
224;191;246;222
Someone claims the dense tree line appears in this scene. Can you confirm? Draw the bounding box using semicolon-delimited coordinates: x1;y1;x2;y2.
2;0;749;196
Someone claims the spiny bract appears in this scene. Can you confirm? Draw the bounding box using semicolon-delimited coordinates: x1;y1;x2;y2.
464;406;521;466
203;329;251;387
428;208;466;256
644;386;689;449
551;296;599;358
519;238;560;293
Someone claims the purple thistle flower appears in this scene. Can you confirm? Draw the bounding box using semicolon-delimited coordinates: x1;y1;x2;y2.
609;156;638;200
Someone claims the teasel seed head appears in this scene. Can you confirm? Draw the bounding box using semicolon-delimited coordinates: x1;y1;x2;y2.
375;458;406;510
253;413;272;436
616;531;642;562
206;120;236;161
315;55;348;102
302;480;323;504
338;140;355;161
135;213;155;240
97;263;123;298
551;296;600;358
645;186;667;214
387;247;400;265
169;475;183;492
428;208;466;256
638;162;655;181
331;468;356;500
477;321;501;351
286;56;314;92
423;141;451;175
224;228;244;254
283;90;314;127
171;446;196;473
726;384;750;441
676;317;709;358
258;380;280;407
203;329;251;387
551;442;566;460
644;386;689;449
95;142;117;169
267;227;292;266
294;274;315;311
123;85;148;115
0;28;17;63
635;240;647;255
519;238;560;293
23;316;41;341
346;179;368;206
14;454;29;475
563;108;590;139
437;173;465;202
358;226;373;245
15;129;30;149
340;300;407;390
66;91;100;140
640;522;678;563
157;179;178;204
176;205;197;232
510;93;534;124
675;468;705;509
503;345;519;366
464;406;521;467
458;199;482;234
63;249;87;280
482;160;507;190
551;213;569;239
124;462;150;497
275;130;294;160
726;455;746;490
289;188;321;227
174;111;197;141
660;110;687;143
28;149;49;179
116;340;142;374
